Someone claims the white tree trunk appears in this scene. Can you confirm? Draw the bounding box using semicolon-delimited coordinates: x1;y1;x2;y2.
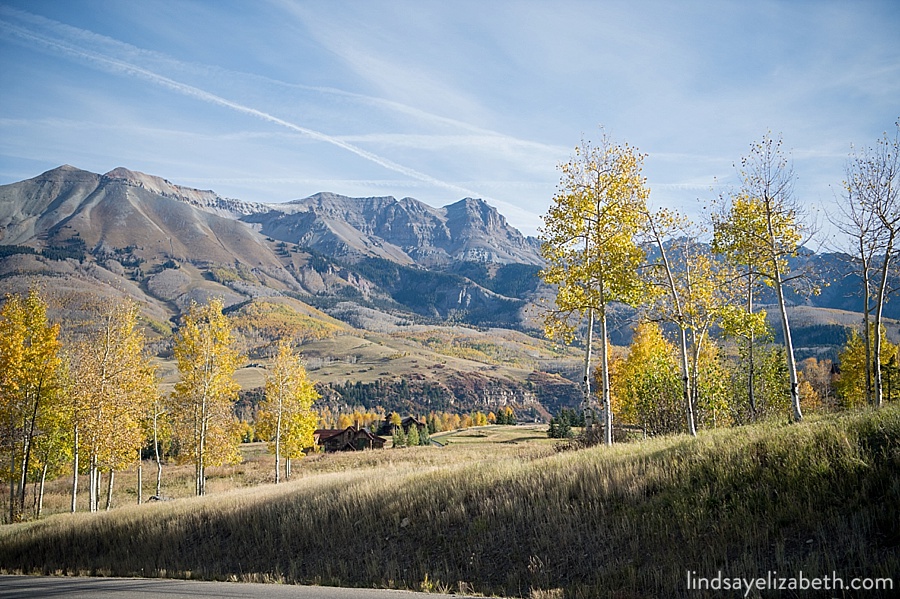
153;409;163;497
274;409;282;484
582;308;594;431
774;270;802;422
37;463;48;518
89;456;98;513
678;327;696;436
137;453;142;505
71;426;79;513
599;307;612;446
872;234;894;408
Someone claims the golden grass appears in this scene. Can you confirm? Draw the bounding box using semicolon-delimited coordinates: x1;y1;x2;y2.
2;412;898;597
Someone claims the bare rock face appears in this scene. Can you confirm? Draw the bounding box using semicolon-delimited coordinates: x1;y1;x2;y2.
244;192;543;267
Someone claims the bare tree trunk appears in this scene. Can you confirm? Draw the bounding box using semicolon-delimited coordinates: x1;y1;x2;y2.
774;269;802;422
37;463;48;518
18;383;45;520
648;225;696;436
285;457;291;481
599;304;612;446
679;327;696;436
17;432;31;520
153;410;162;497
274;409;282;484
9;443;16;523
582;308;594;432
197;393;208;496
747;284;756;417
860;240;874;406
71;426;79;513
137;451;142;505
105;470;114;511
872;234;894;408
89;456;97;513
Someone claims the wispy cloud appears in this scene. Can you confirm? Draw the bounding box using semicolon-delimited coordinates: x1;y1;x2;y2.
0;7;505;202
2;1;897;241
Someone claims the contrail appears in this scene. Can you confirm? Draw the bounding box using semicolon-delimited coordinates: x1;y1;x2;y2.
0;10;489;201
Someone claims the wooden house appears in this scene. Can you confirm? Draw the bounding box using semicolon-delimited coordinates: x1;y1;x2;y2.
378;415;427;436
314;426;386;452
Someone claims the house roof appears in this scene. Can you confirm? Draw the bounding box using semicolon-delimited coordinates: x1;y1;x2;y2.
315;427;386;441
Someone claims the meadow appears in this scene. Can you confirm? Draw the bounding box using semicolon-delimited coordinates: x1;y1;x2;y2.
1;411;897;598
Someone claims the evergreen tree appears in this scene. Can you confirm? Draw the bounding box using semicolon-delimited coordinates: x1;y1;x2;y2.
418;424;430;446
392;425;407;448
406;422;420;446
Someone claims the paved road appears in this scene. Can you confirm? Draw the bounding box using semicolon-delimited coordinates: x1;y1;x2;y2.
0;576;478;599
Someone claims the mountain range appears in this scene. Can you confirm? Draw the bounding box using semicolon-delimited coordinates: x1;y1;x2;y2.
0;165;888;416
0;165;577;417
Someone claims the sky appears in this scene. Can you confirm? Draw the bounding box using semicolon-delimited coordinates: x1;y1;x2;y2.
0;1;898;241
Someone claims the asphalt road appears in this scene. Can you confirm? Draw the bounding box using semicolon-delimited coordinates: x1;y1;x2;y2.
0;576;479;599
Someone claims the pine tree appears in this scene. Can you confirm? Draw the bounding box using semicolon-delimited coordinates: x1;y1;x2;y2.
406;422;420;446
418;423;430;446
392;425;407;448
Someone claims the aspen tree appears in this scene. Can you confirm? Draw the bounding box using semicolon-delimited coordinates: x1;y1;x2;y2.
713;133;810;423
170;299;242;496
839;122;900;407
0;289;62;522
256;339;318;483
30;382;71;518
539;134;648;444
836;326;898;408
70;298;156;512
643;211;734;435
610;321;682;436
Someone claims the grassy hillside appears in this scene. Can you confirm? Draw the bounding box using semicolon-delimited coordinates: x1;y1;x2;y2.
1;408;897;597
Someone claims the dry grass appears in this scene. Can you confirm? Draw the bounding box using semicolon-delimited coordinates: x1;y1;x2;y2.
1;412;898;597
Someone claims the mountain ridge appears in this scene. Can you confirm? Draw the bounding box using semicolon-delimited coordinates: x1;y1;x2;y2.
0;164;888;416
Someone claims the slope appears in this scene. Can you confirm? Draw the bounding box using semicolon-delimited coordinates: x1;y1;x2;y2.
1;406;896;597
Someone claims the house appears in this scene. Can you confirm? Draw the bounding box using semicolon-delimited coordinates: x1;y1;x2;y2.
378;415;427;436
314;426;386;452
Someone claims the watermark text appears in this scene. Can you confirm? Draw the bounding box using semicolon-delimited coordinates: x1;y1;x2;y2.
686;570;893;596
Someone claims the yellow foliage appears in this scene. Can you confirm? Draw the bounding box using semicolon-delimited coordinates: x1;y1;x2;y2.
71;299;157;475
170;299;243;495
256;340;319;478
0;288;63;519
539;135;650;342
610;321;682;435
232;300;342;346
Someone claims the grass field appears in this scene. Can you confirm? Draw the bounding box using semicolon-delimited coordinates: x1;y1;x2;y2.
1;411;898;598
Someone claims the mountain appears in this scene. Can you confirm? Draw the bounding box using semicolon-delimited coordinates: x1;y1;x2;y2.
242;192;543;267
0;165;577;418
0;165;281;267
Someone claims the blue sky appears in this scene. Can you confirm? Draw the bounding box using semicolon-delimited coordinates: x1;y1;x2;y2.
0;1;897;239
